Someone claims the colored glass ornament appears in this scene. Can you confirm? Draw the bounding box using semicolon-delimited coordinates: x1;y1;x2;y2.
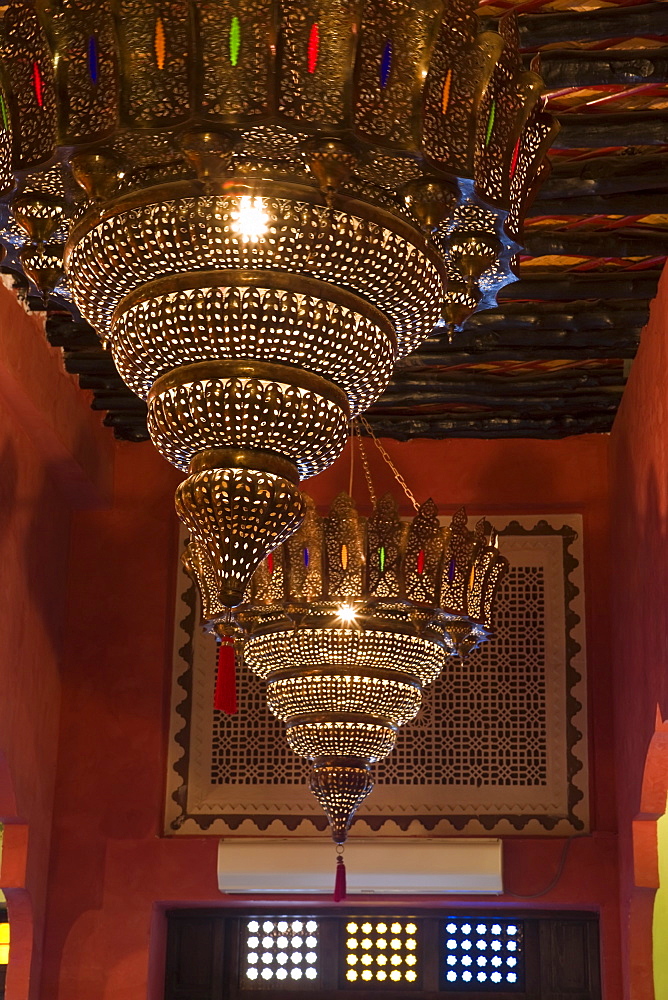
229;16;241;67
307;22;319;74
441;69;452;115
379;546;385;572
32;62;43;107
341;543;348;570
485;100;496;146
88;36;99;85
510;137;521;180
155;17;166;70
267;551;274;575
448;555;456;583
0;94;9;132
380;40;392;88
303;547;309;567
417;549;425;575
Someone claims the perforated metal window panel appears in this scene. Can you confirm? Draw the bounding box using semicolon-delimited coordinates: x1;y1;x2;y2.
241;918;319;990
343;918;419;988
442;918;524;990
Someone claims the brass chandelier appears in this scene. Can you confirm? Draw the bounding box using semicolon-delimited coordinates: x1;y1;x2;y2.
183;483;508;845
0;0;556;602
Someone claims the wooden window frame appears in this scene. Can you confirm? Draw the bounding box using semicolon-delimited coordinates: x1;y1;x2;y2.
165;908;601;1000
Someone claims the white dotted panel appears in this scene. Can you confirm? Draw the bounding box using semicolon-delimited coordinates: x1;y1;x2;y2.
243;918;319;989
443;919;522;989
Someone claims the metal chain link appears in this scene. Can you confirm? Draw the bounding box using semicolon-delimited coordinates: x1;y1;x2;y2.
353;419;377;507
357;415;420;512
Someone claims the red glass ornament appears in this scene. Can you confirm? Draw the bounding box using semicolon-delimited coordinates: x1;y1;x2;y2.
307;23;319;74
32;62;43;107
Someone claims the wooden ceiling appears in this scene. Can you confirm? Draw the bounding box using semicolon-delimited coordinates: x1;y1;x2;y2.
38;0;668;442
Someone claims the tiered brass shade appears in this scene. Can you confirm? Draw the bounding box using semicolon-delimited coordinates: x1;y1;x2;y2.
0;0;555;603
184;493;508;842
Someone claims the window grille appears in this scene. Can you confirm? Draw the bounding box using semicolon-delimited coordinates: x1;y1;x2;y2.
344;919;418;986
242;918;319;988
442;918;523;989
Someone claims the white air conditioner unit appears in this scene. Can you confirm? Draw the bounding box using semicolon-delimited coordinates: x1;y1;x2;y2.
217;838;502;895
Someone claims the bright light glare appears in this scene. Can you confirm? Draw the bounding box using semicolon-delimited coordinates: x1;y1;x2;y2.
336;602;358;624
230;195;270;243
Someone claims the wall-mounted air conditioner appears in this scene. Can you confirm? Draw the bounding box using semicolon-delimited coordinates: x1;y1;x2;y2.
217;838;503;895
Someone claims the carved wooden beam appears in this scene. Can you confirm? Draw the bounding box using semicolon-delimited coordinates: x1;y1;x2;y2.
528;191;668;217
463;299;649;330
365;413;617;440
524;229;668;258
538;154;668;201
499;271;662;301
553;112;668;149
538;49;668;89
398;345;638;365
518;3;668;50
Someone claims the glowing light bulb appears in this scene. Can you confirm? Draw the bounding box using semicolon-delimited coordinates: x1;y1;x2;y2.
336;602;357;624
230;195;270;243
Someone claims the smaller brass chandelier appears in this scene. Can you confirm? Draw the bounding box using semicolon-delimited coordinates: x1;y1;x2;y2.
184;481;507;845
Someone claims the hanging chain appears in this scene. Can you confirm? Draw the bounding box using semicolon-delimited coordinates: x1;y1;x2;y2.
357;415;420;512
353;419;377;507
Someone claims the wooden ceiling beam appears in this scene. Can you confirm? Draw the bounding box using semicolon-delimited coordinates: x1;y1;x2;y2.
463;299;649;329
518;3;668;50
552;112;668;149
365;413;616;439
499;271;662;300
524;229;667;258
539;153;668;200
538;49;668;89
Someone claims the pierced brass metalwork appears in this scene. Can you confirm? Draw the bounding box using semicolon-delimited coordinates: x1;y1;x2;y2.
184;491;508;841
12;193;65;246
0;0;554;605
68;151;127;203
177;129;235;186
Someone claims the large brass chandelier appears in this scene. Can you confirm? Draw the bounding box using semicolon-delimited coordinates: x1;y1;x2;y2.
183;486;508;845
0;0;556;602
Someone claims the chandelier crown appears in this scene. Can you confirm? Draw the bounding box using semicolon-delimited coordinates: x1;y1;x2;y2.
1;0;554;234
246;492;506;636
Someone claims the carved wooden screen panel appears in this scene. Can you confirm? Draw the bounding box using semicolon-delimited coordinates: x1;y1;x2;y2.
165;515;588;837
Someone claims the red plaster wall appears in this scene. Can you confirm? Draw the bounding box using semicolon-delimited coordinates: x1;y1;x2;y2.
41;430;622;999
0;279;113;1000
610;263;668;999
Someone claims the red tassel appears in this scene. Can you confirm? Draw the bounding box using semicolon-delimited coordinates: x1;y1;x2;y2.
333;854;347;902
214;636;237;714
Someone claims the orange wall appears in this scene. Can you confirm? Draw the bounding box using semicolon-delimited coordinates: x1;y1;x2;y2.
39;429;622;999
610;263;668;999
